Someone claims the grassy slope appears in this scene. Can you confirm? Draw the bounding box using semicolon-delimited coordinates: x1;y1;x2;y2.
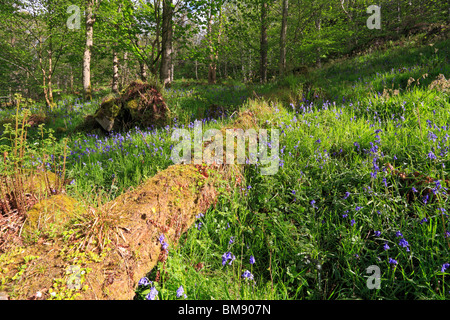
154;37;449;300
1;34;449;300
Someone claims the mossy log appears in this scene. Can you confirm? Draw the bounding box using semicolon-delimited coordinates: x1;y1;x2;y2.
0;164;236;300
0;98;276;300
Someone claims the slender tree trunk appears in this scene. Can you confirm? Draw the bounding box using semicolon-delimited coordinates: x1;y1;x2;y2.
83;1;96;101
140;61;147;81
112;4;121;93
160;0;173;86
279;0;288;77
260;0;268;83
195;60;198;80
207;4;216;85
170;41;174;83
315;17;321;68
112;50;119;93
121;51;128;90
47;43;54;106
151;0;161;76
70;65;74;93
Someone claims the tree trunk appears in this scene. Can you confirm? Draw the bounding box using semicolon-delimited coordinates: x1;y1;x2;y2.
121;51;128;90
69;65;74;94
140;61;147;81
260;0;268;83
47;42;54;107
315;17;321;68
112;49;119;93
83;1;96;101
195;60;198;80
112;4;121;94
207;6;216;85
279;0;288;77
170;40;174;83
160;0;173;86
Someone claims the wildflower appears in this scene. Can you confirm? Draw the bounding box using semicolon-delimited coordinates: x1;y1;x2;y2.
159;234;169;251
138;277;151;287
222;252;235;266
355;206;363;211
441;263;450;273
343;191;350;200
229;236;234;245
383;242;390;251
374;231;381;237
250;255;256;265
146;286;158;300
395;231;403;237
176;285;187;299
195;222;202;230
427;151;437;160
411;187;418;193
195;213;205;219
242;270;254;280
398;238;410;252
350;219;356;226
423;194;429;204
419;217;428;224
389;258;398;265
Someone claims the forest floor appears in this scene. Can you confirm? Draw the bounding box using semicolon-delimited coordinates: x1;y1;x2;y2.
0;34;449;300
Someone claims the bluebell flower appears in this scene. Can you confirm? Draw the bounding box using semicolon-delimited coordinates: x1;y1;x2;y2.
419;217;428;224
383;242;390;251
176;285;187;299
138;277;151;287
250;255;256;265
395;231;403;237
398;238;410;251
222;252;235;266
389;258;398;265
374;231;381;237
146;286;158;300
441;263;449;273
242;270;254;280
427;151;437;160
343;191;350;199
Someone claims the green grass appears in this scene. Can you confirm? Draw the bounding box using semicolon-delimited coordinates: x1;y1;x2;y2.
2;36;449;300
